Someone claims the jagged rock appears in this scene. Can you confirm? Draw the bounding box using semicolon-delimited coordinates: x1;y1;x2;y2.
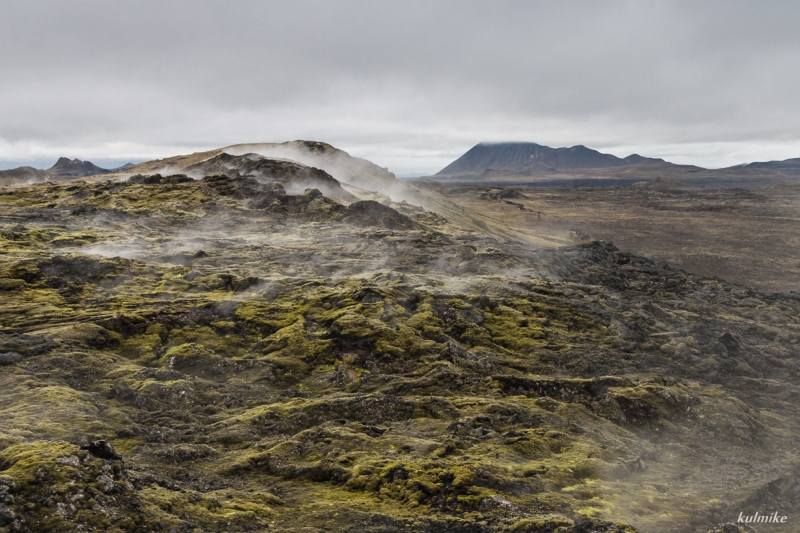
81;440;122;461
339;200;416;229
0;352;22;365
126;173;193;185
0;333;57;357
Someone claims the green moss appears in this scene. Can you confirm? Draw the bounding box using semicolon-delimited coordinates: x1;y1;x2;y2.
0;441;84;483
160;343;224;372
257;318;328;377
406;300;445;338
118;330;164;361
0;385;113;440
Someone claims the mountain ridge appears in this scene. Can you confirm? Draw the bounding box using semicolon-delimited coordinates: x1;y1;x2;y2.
436;141;800;179
0;157;114;186
437;141;666;176
47;157;111;178
730;157;800;171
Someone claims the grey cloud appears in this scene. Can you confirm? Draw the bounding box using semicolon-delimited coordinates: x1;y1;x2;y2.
1;0;799;173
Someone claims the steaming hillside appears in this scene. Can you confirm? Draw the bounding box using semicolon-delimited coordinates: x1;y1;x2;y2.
436;142;665;176
182;152;356;203
118;140;399;195
0;166;50;186
106;140;543;245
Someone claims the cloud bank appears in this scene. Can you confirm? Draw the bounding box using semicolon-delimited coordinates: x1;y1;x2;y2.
2;0;800;173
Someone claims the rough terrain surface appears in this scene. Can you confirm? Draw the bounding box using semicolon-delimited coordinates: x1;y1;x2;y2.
0;148;798;533
439;182;800;293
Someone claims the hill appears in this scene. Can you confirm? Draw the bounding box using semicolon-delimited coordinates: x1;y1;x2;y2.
0;157;114;187
47;157;111;178
105;140;532;242
117;140;400;195
728;157;800;173
436;142;664;176
0;166;51;186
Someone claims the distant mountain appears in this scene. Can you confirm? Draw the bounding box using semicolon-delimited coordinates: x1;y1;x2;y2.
0;157;113;186
734;157;800;172
623;153;666;165
0;166;51;186
47;157;111;178
436;142;665;176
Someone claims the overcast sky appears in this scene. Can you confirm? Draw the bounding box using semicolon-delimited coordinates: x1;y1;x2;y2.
1;0;799;174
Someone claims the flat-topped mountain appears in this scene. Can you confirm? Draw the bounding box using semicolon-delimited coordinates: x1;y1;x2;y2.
437;142;665;176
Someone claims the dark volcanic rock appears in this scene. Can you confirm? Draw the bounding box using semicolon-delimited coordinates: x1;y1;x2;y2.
0;352;22;365
339;200;416;229
185;153;347;197
127;173;193;185
0;333;57;357
81;439;123;461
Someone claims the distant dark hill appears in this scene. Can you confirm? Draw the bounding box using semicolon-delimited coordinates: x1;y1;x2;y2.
437;142;664;176
0;166;51;186
0;157;112;186
47;157;111;178
734;157;800;173
623;153;666;165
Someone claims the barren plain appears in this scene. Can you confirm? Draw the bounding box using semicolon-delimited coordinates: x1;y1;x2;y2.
430;180;800;293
